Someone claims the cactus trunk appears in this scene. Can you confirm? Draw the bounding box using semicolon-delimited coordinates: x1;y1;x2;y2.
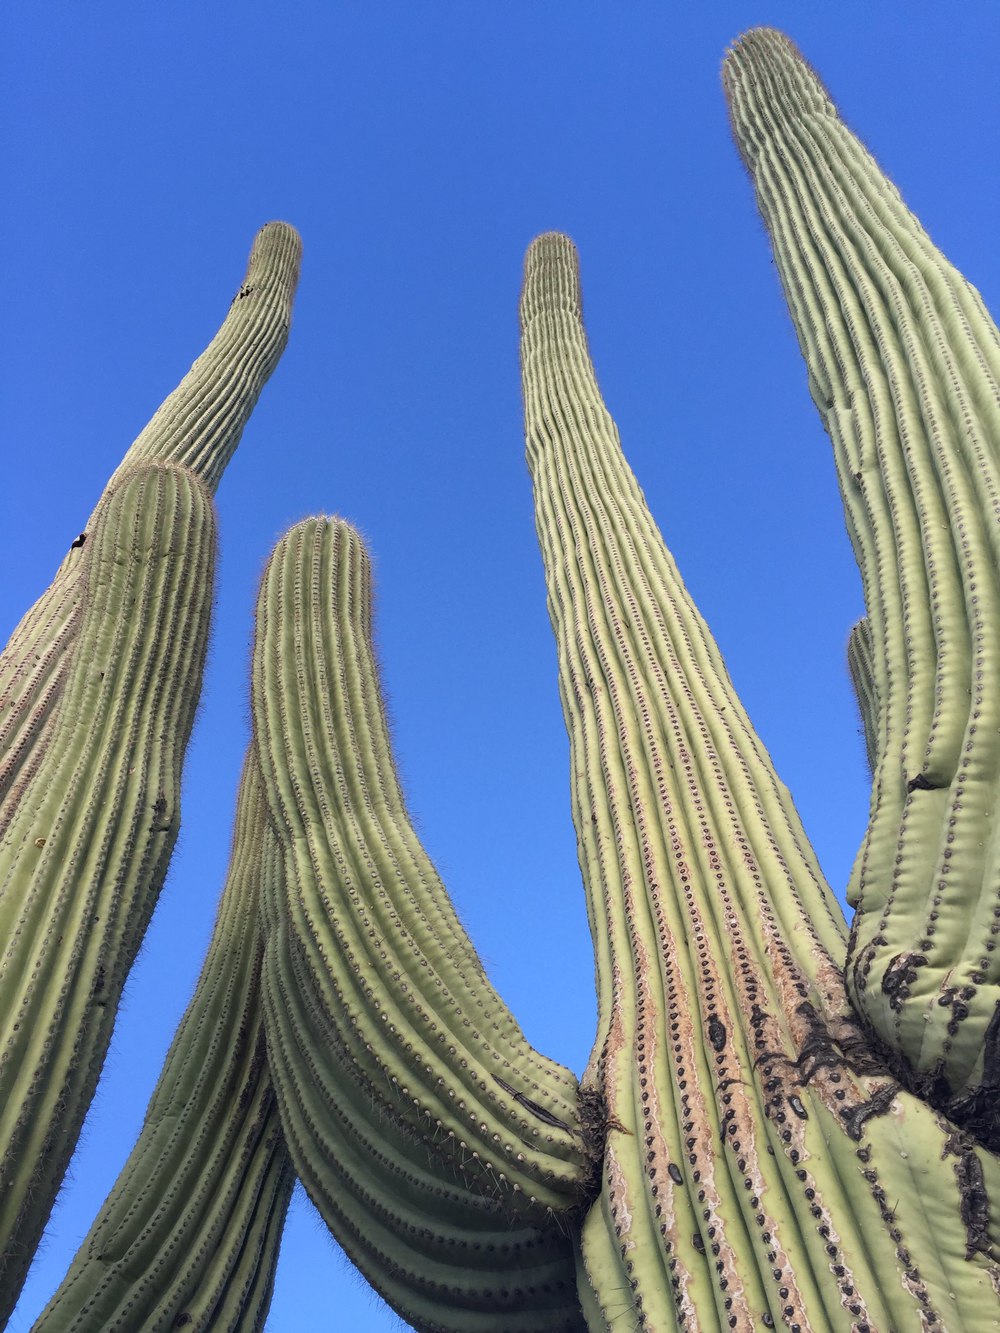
520;232;1000;1330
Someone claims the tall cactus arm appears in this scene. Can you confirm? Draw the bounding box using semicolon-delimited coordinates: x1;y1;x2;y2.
33;749;293;1333
723;28;1000;1135
251;517;596;1332
521;232;1000;1332
0;465;215;1317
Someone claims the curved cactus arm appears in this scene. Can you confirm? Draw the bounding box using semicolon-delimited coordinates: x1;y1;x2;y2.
33;749;293;1333
0;465;215;1317
251;516;596;1332
724;28;1000;1132
846;616;878;776
115;221;301;492
521;232;1000;1332
259;813;586;1333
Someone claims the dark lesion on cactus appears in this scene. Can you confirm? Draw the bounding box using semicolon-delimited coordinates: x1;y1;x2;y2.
753;1002;881;1088
879;952;928;1009
944;1001;1000;1151
492;1075;575;1132
942;1129;999;1261
150;793;172;832
906;771;945;793
707;1015;727;1052
839;1081;899;1141
69;532;87;550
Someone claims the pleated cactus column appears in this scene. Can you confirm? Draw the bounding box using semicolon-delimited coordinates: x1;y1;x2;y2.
724;29;1000;1141
0;222;300;1322
251;517;601;1333
33;751;293;1333
521;233;1000;1330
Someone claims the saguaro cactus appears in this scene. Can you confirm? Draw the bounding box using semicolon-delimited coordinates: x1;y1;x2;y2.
724;28;1000;1141
520;230;1000;1332
0;222;300;1322
16;27;1000;1333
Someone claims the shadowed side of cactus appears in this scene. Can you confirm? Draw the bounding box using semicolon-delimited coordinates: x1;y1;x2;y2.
0;223;301;1321
724;27;1000;1138
521;232;1000;1331
252;517;598;1332
34;750;293;1333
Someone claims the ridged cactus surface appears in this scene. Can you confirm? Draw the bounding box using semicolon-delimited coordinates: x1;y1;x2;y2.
114;221;301;493
725;28;1000;1138
13;28;1000;1333
0;223;300;1323
521;232;1000;1331
847;617;878;777
0;464;216;1315
251;516;597;1332
34;750;293;1333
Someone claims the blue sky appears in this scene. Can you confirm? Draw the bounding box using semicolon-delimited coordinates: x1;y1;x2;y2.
5;5;1000;1329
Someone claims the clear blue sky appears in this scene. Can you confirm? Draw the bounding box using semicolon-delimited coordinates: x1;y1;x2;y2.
5;5;1000;1329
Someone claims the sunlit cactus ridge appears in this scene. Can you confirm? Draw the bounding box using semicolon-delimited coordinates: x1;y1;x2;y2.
0;222;301;1325
726;26;1000;1140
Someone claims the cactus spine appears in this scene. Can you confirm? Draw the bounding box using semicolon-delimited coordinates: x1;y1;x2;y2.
724;28;1000;1139
0;223;300;1322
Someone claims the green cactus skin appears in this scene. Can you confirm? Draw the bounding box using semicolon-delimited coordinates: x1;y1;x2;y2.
847;617;879;777
114;221;302;492
0;222;299;847
251;516;595;1332
724;28;1000;1135
0;224;300;1322
521;232;1000;1331
0;464;215;1317
33;750;293;1333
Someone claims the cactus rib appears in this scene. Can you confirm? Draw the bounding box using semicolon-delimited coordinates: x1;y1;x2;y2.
521;230;1000;1331
34;750;293;1333
724;27;1000;1133
251;516;594;1331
